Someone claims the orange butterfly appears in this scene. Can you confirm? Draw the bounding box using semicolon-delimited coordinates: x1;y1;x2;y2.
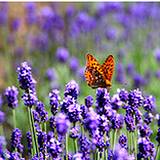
85;54;114;90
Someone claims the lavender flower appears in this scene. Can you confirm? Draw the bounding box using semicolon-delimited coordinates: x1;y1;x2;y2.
154;48;160;63
78;135;91;159
49;89;60;115
11;128;23;151
56;113;70;136
128;89;143;110
49;116;56;131
144;112;153;125
36;101;48;122
38;131;47;153
9;152;21;160
0;3;8;26
64;80;79;100
117;88;128;102
84;108;99;136
111;113;124;130
111;94;123;110
96;88;110;115
125;114;136;132
4;86;18;109
10;18;20;32
47;137;62;159
138;124;152;138
72;152;83;160
119;134;128;149
26;131;32;154
138;137;155;159
56;47;69;63
156;128;160;144
32;110;40;123
85;95;94;108
69;127;79;139
22;89;37;107
17;62;36;91
143;95;156;112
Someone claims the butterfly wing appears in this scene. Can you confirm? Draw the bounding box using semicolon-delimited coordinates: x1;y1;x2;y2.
85;54;106;88
101;55;114;83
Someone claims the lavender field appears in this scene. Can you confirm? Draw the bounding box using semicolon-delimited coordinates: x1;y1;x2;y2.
0;2;160;160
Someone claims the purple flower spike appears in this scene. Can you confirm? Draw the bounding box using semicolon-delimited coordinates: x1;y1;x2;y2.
85;95;94;108
156;128;160;145
49;89;60;115
69;127;79;139
56;113;70;136
96;88;110;115
26;131;32;154
117;88;128;102
64;80;79;100
119;134;128;149
138;137;155;159
56;47;69;63
11;128;23;151
138;124;152;138
143;95;156;112
128;89;143;110
17;61;36;91
111;94;123;110
5;86;18;109
111;113;124;130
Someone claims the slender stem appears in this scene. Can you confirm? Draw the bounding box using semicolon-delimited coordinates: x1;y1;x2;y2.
74;139;78;153
65;133;68;160
12;109;16;128
29;107;39;157
155;144;160;160
27;107;35;156
113;129;117;151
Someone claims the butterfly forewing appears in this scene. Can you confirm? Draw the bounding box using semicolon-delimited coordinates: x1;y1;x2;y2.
85;54;106;88
101;55;114;82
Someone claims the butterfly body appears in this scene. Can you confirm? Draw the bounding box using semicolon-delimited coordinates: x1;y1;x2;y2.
85;54;114;90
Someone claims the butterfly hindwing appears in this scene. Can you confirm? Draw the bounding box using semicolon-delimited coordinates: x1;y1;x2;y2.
101;55;114;82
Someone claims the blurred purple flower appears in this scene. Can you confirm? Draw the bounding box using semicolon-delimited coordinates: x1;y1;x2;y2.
68;57;79;73
105;27;117;41
4;86;18;109
133;73;145;88
0;111;5;124
0;3;8;26
10;18;21;32
155;70;160;79
45;68;57;81
77;67;85;81
14;47;24;57
115;63;126;84
154;48;160;63
56;113;70;136
65;5;75;18
56;47;69;63
126;63;135;77
25;2;37;25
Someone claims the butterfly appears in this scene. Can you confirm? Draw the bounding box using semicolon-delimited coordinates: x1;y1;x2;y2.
85;54;114;91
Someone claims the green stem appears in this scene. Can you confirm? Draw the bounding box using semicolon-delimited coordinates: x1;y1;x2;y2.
12;109;16;128
155;144;160;160
27;107;35;156
74;139;78;153
65;133;68;160
29;107;39;157
113;129;117;151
